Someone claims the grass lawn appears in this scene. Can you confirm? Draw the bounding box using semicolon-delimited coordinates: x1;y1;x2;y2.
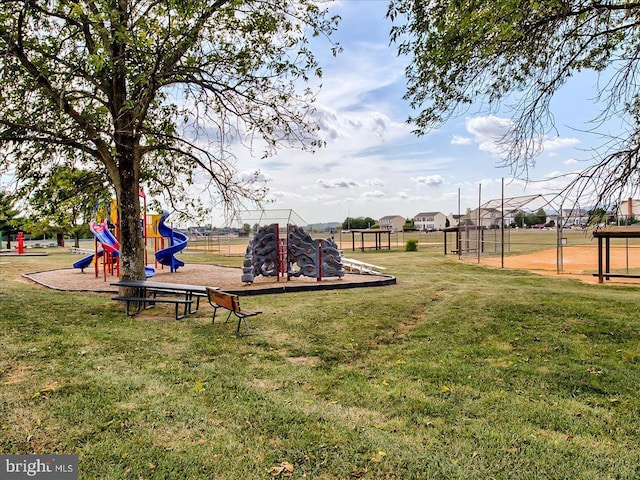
1;246;639;479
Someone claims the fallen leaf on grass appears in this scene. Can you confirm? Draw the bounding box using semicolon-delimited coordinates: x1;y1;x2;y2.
269;466;284;476
32;382;61;398
191;381;205;393
269;461;294;477
40;383;59;393
370;450;387;462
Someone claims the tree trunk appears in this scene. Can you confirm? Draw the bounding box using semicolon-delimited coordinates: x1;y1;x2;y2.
116;150;145;282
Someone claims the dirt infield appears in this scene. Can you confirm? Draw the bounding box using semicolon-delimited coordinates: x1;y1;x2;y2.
468;245;640;285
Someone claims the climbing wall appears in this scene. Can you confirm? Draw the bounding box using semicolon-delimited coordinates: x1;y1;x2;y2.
287;225;318;278
241;224;344;284
319;236;344;278
241;224;279;284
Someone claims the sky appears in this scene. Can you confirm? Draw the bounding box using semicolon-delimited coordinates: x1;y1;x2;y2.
198;1;621;227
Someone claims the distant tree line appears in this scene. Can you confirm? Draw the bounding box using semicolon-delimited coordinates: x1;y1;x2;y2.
341;217;378;230
513;208;548;228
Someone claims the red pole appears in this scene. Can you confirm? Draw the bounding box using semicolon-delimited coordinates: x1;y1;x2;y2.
142;192;148;266
317;239;322;282
16;232;24;254
94;236;99;278
276;224;281;282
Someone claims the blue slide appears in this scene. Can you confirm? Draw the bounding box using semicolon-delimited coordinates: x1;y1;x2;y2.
74;220;154;277
73;249;102;271
90;220;120;256
72;220;118;272
155;210;187;272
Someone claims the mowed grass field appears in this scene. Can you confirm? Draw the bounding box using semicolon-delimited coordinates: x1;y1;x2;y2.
188;227;638;257
1;239;640;479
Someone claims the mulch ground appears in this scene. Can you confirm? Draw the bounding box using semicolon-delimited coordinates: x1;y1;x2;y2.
23;263;396;295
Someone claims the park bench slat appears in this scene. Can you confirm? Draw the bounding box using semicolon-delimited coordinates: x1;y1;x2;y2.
206;287;261;336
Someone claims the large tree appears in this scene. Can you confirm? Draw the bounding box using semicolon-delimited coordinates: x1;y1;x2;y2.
388;0;640;206
22;166;111;247
0;0;338;281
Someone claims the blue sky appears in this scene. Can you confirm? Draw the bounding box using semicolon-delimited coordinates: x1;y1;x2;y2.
209;0;616;227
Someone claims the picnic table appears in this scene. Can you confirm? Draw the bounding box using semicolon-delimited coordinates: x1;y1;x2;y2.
111;279;215;320
592;227;640;283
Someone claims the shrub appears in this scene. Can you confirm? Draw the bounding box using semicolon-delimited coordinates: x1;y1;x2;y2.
405;239;418;251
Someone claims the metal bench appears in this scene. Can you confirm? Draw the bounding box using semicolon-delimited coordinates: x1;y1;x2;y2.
112;280;210;318
111;295;193;320
206;287;261;335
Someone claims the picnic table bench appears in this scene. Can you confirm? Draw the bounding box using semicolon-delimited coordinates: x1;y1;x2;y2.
111;280;214;320
206;287;262;336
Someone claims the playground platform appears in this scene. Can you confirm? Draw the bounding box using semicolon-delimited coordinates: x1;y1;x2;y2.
23;263;396;295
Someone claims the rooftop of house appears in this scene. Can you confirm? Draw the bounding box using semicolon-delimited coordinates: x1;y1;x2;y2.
414;212;444;217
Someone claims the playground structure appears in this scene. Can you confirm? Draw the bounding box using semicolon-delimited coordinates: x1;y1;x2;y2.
154;210;188;273
241;224;345;284
73;191;187;279
72;198;123;278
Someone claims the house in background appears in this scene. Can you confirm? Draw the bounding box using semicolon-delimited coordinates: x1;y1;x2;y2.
414;212;447;231
379;215;406;232
462;208;505;228
447;214;463;227
617;198;640;222
559;207;590;227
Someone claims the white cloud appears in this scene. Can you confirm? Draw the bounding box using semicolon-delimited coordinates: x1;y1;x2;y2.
313;105;409;147
563;158;579;165
362;190;386;199
367;178;386;187
543;136;580;151
311;193;339;203
313;38;407;113
463;118;581;160
269;190;303;199
477;177;496;186
316;178;360;189
465;115;513;155
451;135;472;145
412;175;445;187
